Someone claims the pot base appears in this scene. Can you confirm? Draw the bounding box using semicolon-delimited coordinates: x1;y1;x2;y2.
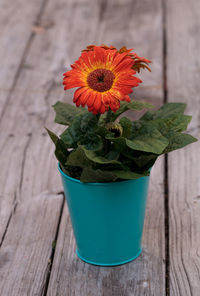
76;248;142;267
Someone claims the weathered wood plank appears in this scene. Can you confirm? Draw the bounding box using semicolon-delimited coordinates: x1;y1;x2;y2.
0;130;64;243
47;0;166;295
0;192;64;296
166;0;200;295
0;0;53;240
0;0;47;115
0;134;28;243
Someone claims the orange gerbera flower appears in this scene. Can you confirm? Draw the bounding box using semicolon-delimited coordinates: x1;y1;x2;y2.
63;45;149;114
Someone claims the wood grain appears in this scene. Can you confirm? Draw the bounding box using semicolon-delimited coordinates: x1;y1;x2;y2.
0;0;48;116
47;0;166;295
0;192;64;296
166;0;200;295
0;0;53;243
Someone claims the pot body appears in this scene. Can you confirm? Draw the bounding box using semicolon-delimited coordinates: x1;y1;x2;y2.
58;164;150;266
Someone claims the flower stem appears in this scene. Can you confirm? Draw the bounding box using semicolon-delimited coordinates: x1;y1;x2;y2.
96;114;101;122
105;108;112;123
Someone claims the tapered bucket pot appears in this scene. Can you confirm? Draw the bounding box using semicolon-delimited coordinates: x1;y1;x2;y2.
58;164;150;266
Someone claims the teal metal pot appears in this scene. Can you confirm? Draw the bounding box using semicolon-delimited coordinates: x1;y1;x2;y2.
58;164;150;266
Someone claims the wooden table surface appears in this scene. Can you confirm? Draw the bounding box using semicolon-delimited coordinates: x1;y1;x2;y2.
0;0;200;295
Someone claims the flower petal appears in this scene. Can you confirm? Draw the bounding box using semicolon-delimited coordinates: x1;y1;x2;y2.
73;87;88;103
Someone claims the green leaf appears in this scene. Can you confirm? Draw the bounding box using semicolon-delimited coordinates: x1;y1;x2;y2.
156;102;187;118
63;165;82;179
130;153;158;170
108;121;169;154
46;128;59;145
120;117;132;138
55;141;68;165
150;114;192;133
141;102;187;121
164;131;197;153
80;167;149;182
137;103;197;154
69;145;122;167
111;170;149;180
53;101;86;125
80;167;117;182
60;113;103;151
119;148;157;171
96;125;110;137
104;150;120;160
46;128;69;165
129;121;169;153
67;145;124;170
111;100;154;121
80;145;123;167
66;146;91;168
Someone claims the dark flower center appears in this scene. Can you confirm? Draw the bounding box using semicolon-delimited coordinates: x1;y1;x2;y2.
87;68;115;92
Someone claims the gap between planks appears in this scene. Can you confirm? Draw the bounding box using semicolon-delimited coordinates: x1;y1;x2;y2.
162;0;170;294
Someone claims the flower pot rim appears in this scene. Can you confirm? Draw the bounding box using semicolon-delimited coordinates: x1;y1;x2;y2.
58;163;150;186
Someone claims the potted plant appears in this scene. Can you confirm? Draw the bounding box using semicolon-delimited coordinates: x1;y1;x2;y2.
47;45;197;266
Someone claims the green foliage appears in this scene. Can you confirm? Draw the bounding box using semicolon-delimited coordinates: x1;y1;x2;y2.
60;112;103;151
141;102;186;120
163;131;197;153
53;101;86;125
149;114;192;133
47;102;197;183
80;167;148;182
46;128;69;166
67;145;125;171
107;121;169;154
120;117;132;138
80;168;117;182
